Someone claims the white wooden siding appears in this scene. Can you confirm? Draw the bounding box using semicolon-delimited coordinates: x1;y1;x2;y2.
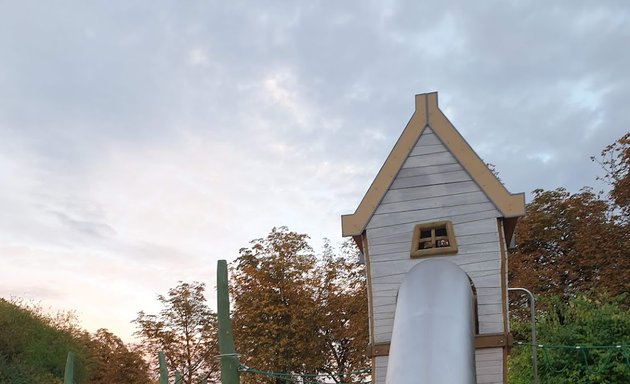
367;201;498;229
365;127;506;383
476;348;504;384
375;190;489;215
373;349;503;383
374;356;388;383
380;180;481;204
397;162;462;178
412;131;443;146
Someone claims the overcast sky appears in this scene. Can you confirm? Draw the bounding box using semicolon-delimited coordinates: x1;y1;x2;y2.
1;1;628;342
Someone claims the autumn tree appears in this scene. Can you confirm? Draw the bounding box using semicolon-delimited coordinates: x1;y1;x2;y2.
133;282;219;384
231;227;323;383
316;240;369;383
510;133;630;305
231;227;369;384
592;132;630;221
509;187;629;302
87;328;151;384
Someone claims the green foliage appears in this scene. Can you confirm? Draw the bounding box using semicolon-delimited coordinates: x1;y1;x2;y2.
509;294;630;384
0;298;88;383
0;299;151;384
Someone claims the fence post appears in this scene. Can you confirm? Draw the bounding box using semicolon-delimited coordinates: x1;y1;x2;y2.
159;351;169;384
508;287;539;384
64;351;75;384
217;259;240;384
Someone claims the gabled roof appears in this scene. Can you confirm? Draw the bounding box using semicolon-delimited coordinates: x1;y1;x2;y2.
341;92;525;242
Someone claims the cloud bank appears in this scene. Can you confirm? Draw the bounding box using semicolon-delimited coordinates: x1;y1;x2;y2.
1;0;628;340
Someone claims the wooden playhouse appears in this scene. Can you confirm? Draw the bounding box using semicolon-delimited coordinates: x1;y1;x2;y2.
342;92;525;384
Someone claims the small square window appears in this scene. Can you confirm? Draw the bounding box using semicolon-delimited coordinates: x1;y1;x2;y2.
410;221;458;258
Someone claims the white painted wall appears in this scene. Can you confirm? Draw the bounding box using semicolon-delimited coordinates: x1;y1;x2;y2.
366;127;506;384
375;349;504;383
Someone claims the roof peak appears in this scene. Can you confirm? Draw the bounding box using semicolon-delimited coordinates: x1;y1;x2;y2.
341;92;525;239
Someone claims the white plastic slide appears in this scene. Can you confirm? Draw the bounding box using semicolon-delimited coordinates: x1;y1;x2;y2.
386;259;477;383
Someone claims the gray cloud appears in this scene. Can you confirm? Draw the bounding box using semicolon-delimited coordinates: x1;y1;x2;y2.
50;211;116;238
1;0;628;340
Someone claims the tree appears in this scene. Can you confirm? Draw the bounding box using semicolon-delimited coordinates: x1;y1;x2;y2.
231;227;323;383
231;227;369;384
316;240;369;383
87;328;151;384
133;282;219;384
509;293;630;384
508;134;630;380
592;132;630;222
509;187;629;302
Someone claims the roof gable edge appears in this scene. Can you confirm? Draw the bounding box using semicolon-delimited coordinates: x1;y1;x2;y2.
426;93;525;219
341;92;525;238
341;94;428;236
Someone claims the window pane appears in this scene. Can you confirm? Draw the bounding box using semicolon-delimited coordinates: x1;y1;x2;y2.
435;227;448;237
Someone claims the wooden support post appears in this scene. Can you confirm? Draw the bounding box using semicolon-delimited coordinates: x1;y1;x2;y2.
217;259;240;384
159;351;169;384
64;351;75;384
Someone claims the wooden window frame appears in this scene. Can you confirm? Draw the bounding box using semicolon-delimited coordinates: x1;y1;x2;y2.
410;221;458;258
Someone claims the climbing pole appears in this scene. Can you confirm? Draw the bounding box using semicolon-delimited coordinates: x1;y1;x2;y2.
217;259;240;384
64;351;75;384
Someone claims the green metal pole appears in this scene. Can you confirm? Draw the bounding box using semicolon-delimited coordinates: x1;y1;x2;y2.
217;259;240;384
63;351;75;384
159;351;169;384
509;288;539;384
175;370;182;383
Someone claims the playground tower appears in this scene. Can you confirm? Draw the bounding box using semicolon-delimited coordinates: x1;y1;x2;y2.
342;92;525;384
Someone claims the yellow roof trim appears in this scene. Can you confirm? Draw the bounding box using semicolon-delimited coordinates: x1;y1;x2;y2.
341;95;427;237
341;92;525;237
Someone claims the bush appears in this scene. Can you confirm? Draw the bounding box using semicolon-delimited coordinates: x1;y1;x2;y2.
0;299;88;383
509;294;630;383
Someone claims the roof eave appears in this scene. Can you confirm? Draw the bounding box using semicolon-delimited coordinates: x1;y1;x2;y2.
341;92;526;238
